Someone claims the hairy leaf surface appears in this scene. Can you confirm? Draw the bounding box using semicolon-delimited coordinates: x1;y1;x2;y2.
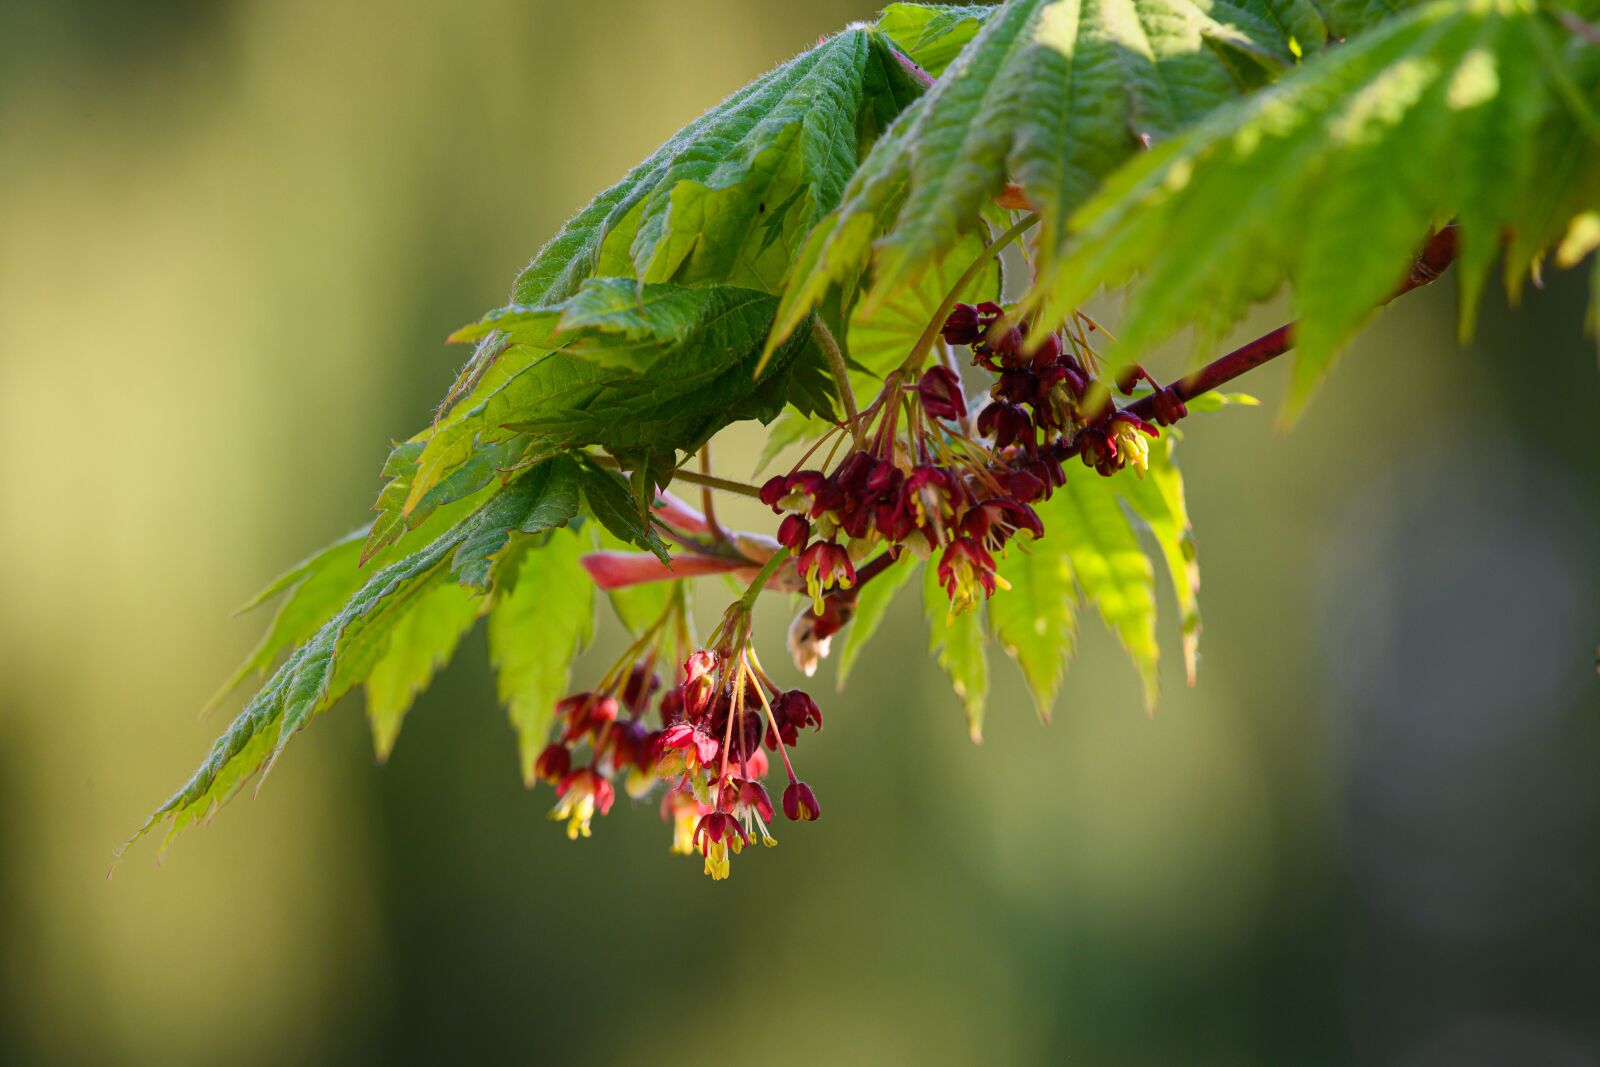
877;3;997;77
399;282;816;522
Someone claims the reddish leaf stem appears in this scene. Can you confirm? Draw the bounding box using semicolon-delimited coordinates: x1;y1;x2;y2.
1121;226;1459;423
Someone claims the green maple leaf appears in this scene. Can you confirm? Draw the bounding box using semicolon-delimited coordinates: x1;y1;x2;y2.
122;459;583;857
837;550;921;687
488;528;596;785
923;561;991;742
446;26;925;407
1034;0;1600;418
767;0;1314;357
365;579;484;761
877;3;997;77
985;438;1205;717
989;526;1078;721
391;282;818;537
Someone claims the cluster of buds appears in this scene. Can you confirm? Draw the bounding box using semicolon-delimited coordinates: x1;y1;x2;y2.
946;301;1178;480
534;602;822;880
759;366;1053;618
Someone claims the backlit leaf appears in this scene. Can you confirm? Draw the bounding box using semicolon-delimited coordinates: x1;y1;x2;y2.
837;550;920;687
488;529;596;785
364;579;484;760
1035;0;1599;419
923;562;990;741
124;462;582;856
989;530;1077;720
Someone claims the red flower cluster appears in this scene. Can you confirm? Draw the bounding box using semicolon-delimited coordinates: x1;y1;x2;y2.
953;301;1173;479
761;381;1057;615
536;637;823;880
531;299;1186;882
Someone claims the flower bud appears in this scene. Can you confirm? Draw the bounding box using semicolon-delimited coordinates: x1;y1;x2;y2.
767;688;824;749
833;451;874;493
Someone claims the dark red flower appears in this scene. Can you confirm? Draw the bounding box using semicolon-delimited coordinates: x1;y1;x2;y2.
737;779;775;824
766;688;824;749
777;513;811;551
621;663;660;714
533;743;571;785
937;536;999;614
760;471;829;514
552;767;615;840
758;474;789;509
863;458;903;499
608;718;653;774
961;498;1044;551
783;780;821;822
798;541;855;610
693;811;750;879
984;325;1026;367
997;368;1038;405
556;692;619;742
833;451;875;494
874;498;915;541
917;366;967;421
1001;466;1048;504
977;402;1032;450
1029;331;1063;370
941;302;985;346
902;465;961;533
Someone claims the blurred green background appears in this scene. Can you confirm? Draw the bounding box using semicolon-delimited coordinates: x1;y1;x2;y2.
2;2;1598;1064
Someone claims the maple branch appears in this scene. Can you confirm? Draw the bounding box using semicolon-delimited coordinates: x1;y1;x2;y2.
1552;6;1600;46
1121;226;1459;423
699;444;730;545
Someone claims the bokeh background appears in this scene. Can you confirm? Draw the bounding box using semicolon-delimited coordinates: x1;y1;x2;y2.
2;1;1597;1064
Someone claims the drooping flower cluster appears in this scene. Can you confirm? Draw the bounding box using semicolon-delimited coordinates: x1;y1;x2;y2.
537;299;1187;879
534;596;822;880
